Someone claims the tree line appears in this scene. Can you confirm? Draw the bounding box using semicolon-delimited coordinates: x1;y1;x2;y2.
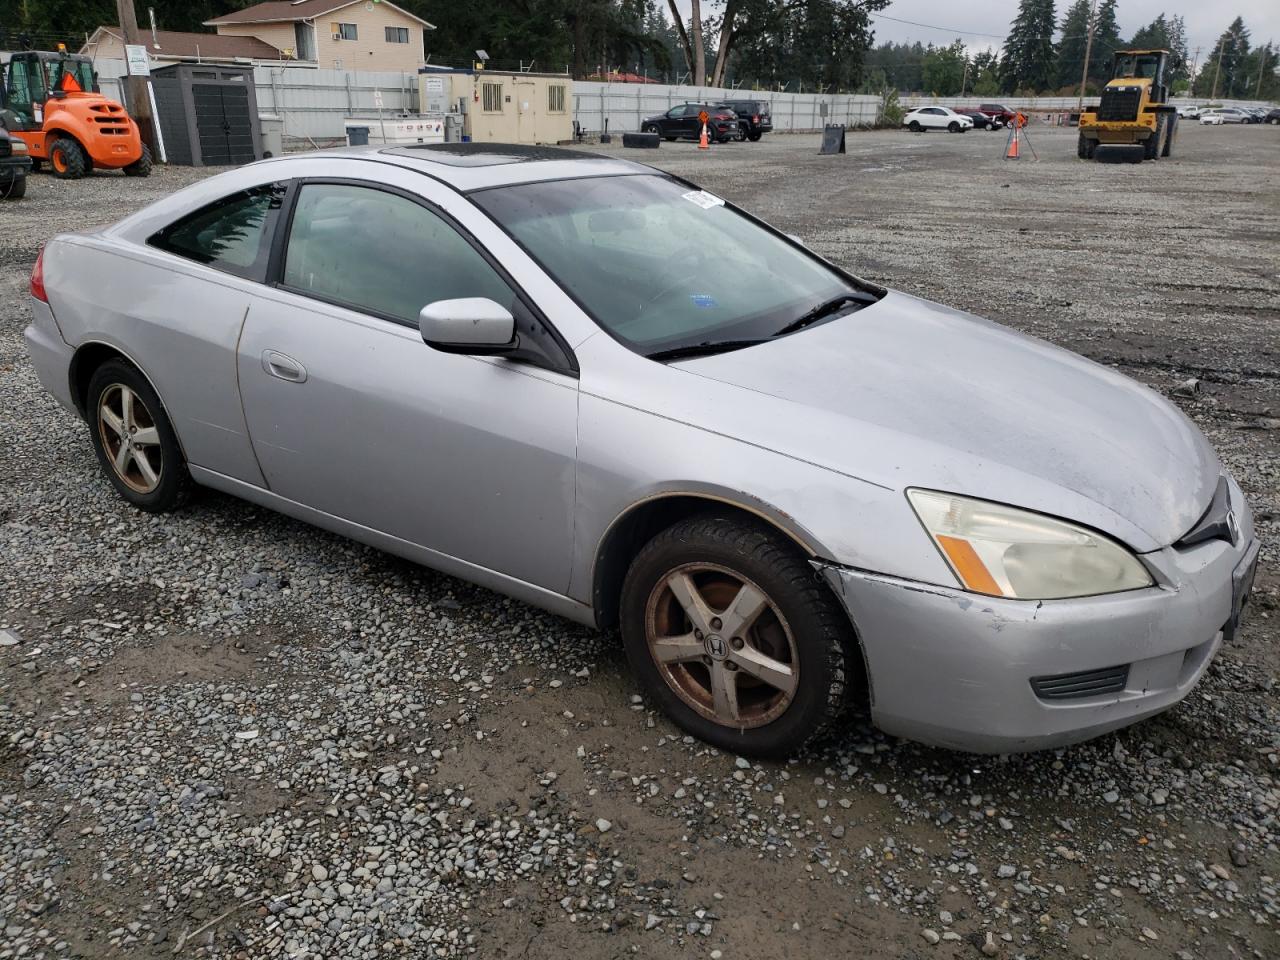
3;1;1276;99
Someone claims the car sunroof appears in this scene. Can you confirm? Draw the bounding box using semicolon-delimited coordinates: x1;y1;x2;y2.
382;143;603;167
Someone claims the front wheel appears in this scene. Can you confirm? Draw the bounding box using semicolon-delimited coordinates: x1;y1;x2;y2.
1077;132;1097;159
642;123;659;135
2;176;26;199
948;121;960;132
908;120;922;132
620;515;853;758
747;131;763;141
49;137;88;179
87;359;193;512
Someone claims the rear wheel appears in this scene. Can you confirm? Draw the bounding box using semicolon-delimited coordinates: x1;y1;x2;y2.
124;144;152;177
947;121;960;132
620;515;853;758
748;131;762;141
49;137;88;179
87;359;193;513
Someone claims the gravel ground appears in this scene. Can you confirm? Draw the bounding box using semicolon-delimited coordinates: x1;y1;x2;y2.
1;124;1278;960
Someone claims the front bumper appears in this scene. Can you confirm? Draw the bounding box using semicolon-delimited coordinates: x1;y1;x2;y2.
1;156;32;181
820;490;1256;753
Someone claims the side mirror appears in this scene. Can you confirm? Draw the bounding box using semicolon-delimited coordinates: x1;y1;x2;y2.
418;297;516;355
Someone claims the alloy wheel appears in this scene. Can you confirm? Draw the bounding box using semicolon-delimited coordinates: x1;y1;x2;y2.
97;383;162;494
644;563;799;729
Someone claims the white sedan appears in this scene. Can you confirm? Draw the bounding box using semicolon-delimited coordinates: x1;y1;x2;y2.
903;107;973;133
1200;111;1225;125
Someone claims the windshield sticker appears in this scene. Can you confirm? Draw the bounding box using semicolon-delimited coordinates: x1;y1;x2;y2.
690;294;718;308
682;190;725;210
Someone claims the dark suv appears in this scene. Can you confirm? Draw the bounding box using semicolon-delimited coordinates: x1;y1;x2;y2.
721;99;773;141
641;103;738;143
1;131;32;200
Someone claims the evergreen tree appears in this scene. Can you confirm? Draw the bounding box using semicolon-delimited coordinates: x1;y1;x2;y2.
1054;0;1093;90
999;0;1057;93
1087;0;1122;86
1128;13;1190;87
921;40;967;96
1195;17;1251;98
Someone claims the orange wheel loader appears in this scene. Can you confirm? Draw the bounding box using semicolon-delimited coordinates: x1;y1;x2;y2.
1;49;150;178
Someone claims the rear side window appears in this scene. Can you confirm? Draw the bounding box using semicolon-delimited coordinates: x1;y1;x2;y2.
149;184;286;280
280;182;516;324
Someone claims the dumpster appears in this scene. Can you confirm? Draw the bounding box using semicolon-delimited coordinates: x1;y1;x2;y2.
347;125;370;146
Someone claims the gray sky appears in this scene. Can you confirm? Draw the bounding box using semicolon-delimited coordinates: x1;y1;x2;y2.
670;2;1279;59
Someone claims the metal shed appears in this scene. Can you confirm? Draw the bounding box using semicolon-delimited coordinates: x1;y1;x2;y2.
150;63;264;166
418;70;574;145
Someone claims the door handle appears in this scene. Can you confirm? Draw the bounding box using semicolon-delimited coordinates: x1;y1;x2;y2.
261;350;307;383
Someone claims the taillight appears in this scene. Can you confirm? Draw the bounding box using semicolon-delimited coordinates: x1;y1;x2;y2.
752;114;760;122
30;246;48;302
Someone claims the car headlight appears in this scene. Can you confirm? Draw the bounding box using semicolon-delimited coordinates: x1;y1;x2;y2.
907;489;1153;600
9;138;28;155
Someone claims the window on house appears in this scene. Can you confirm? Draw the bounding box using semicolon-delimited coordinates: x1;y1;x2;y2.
332;22;357;41
385;26;409;44
547;84;566;113
481;83;503;112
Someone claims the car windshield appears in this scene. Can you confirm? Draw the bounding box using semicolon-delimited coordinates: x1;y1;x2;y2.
473;174;872;356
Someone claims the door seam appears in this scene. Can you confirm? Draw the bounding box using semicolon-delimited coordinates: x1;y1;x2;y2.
233;303;272;491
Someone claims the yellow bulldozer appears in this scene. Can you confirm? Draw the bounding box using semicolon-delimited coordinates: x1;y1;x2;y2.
1077;49;1179;162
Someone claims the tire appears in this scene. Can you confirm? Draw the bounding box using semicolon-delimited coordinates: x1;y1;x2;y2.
1144;116;1165;160
908;120;922;132
620;514;852;758
948;121;960;132
1162;114;1177;158
748;131;762;141
124;144;152;177
642;123;659;135
49;136;88;179
86;359;193;513
739;122;750;140
1077;132;1097;159
2;176;26;199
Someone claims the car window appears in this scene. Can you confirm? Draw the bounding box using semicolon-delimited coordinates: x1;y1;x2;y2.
667;105;686;118
148;183;287;280
281;182;515;325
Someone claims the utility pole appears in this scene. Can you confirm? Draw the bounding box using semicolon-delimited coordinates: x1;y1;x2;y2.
1188;46;1200;95
1209;39;1224;101
1076;0;1098;117
115;0;154;144
1256;41;1272;98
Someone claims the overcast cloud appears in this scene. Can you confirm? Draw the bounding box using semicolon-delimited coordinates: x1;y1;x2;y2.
670;2;1279;59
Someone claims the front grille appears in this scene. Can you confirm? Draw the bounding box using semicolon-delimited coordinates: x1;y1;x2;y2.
1031;665;1129;701
1097;87;1141;122
0;138;11;159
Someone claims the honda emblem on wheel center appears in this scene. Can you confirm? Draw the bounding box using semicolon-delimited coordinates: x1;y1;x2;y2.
704;634;728;660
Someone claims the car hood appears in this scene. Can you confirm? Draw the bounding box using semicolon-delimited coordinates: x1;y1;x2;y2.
672;291;1220;551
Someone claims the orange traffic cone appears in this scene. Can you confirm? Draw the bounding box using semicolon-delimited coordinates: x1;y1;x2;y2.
698;122;709;150
1005;127;1020;160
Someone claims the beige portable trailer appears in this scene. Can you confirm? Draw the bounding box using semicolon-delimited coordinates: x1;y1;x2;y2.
418;70;573;145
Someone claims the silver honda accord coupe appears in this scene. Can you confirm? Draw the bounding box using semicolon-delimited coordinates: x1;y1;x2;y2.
25;144;1258;757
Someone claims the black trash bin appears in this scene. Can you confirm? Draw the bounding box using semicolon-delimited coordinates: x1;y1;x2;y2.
347;126;370;147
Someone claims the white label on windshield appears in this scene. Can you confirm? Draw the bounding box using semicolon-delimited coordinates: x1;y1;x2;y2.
682;189;725;209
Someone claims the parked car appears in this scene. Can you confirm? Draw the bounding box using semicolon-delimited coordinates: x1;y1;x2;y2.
1175;104;1201;119
1216;108;1248;123
1200;111;1225;125
1267;108;1280;124
1243;107;1266;123
721;99;773;141
903;106;973;132
0;131;32;199
977;103;1018;125
24;144;1258;757
955;108;1002;129
641;103;738;142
